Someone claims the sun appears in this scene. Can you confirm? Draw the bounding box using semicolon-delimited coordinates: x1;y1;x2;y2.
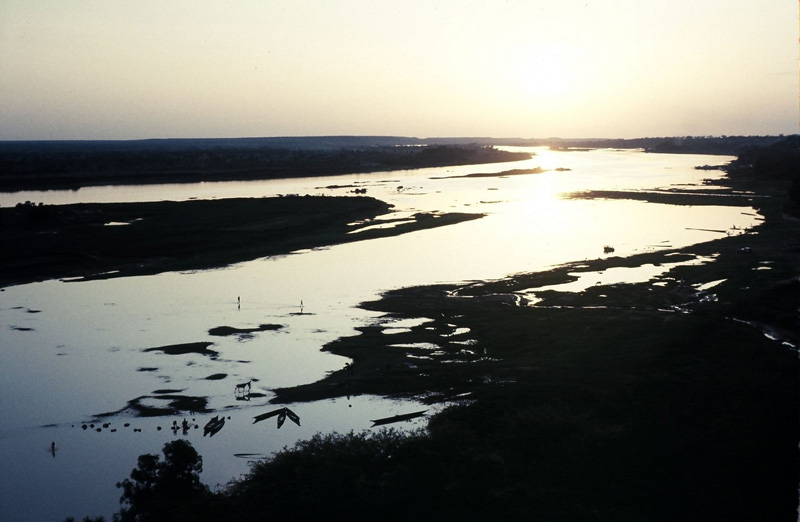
516;48;575;100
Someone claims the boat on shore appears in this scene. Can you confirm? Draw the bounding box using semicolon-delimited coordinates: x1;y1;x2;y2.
253;407;301;428
370;410;427;427
203;415;225;437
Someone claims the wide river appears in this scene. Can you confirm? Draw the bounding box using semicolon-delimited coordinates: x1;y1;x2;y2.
0;147;757;521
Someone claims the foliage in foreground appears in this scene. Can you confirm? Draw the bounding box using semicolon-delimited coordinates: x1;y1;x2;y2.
114;439;211;522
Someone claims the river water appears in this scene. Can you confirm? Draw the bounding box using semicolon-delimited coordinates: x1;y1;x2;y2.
0;148;757;521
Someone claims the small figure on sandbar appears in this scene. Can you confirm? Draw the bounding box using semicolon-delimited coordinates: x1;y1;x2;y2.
237;296;241;310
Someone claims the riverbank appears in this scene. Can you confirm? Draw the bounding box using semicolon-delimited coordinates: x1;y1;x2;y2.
0;142;530;192
3;135;791;193
0;195;483;288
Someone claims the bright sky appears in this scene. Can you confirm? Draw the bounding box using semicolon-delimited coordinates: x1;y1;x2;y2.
0;1;797;140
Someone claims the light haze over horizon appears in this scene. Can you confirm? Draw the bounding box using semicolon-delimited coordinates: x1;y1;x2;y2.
1;1;797;141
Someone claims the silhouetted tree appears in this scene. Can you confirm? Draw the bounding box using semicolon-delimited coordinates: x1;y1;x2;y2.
115;440;209;522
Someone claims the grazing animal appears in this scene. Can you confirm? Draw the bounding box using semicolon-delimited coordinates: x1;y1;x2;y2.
235;381;251;394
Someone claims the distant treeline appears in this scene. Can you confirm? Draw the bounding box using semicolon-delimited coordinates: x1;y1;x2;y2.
1;134;794;192
724;135;800;211
0;142;529;192
544;135;792;155
1;134;790;155
725;135;799;179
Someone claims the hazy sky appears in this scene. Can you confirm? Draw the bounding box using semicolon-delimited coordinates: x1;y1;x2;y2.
1;1;797;140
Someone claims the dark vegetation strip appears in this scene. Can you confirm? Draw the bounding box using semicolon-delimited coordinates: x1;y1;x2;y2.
430;167;547;179
0;195;481;288
0;143;530;191
4;135;793;193
565;188;764;206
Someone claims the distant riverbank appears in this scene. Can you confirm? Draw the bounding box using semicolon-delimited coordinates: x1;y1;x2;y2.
0;142;530;192
1;134;791;192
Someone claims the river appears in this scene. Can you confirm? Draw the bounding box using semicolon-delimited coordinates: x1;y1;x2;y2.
0;147;757;521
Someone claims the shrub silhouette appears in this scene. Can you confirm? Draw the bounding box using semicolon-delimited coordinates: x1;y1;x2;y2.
115;439;209;522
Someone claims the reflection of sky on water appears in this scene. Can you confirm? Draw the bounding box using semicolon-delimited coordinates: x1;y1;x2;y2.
0;148;759;521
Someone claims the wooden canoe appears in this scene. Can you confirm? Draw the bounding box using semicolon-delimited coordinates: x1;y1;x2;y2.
370;410;427;427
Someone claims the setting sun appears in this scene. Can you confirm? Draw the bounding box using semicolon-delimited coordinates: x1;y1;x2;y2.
519;48;576;99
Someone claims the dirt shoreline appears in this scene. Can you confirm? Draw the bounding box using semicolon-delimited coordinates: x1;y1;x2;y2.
0;195;482;288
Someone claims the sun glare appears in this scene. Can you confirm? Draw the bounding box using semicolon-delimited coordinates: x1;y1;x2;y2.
518;49;575;99
529;148;560;170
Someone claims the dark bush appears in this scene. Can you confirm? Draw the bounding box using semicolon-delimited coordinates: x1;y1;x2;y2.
114;439;210;522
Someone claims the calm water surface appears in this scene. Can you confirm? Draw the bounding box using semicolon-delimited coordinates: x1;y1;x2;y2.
0;148;757;521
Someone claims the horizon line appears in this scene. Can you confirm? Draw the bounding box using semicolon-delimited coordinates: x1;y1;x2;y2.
0;133;796;144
